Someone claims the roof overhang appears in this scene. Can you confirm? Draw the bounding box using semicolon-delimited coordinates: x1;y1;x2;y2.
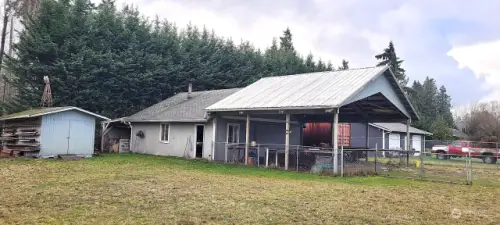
368;123;433;136
0;107;110;121
369;123;390;131
124;119;208;123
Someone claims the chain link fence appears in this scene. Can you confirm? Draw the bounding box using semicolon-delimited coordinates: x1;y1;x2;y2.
212;138;500;186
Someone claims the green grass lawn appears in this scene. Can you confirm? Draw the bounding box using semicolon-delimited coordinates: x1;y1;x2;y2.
1;154;500;224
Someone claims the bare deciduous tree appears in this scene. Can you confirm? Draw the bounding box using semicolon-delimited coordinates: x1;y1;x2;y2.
460;101;500;141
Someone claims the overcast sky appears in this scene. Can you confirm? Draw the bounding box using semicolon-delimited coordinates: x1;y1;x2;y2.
114;0;500;108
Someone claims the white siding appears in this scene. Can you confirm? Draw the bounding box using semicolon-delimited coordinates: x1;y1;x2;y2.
40;110;96;157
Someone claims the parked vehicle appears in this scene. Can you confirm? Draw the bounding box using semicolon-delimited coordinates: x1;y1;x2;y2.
431;140;500;164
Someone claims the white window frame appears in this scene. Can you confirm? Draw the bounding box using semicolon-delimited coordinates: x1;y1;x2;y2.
226;123;240;144
159;123;170;143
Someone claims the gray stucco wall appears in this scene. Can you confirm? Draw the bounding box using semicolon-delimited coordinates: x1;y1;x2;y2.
130;122;214;159
350;123;384;149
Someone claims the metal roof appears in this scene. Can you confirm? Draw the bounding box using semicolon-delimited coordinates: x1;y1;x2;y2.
126;88;241;122
371;123;432;136
451;128;468;138
206;66;392;111
0;106;110;121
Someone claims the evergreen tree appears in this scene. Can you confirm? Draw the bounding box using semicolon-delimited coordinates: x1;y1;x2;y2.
326;61;333;71
3;0;342;118
338;59;349;70
304;53;315;72
279;27;294;52
430;116;453;140
375;41;408;86
436;85;454;126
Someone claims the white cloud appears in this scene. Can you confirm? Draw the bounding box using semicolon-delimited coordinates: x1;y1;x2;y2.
447;40;500;102
105;0;500;105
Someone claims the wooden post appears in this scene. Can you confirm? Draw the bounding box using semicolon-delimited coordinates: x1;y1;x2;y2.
265;147;269;167
382;131;386;158
406;119;411;166
245;114;250;165
333;109;339;173
285;114;290;170
365;122;369;162
423;134;426;155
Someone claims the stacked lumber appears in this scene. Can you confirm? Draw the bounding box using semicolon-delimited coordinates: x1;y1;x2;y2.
0;149;12;158
1;125;40;157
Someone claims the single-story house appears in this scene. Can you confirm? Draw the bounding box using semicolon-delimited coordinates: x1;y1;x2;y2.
1;106;109;158
122;65;420;172
350;123;432;153
301;122;432;153
451;128;468;139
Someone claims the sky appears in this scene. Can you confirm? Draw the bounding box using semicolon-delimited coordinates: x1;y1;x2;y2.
111;0;500;109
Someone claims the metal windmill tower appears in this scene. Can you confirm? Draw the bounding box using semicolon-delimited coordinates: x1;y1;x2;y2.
40;76;52;107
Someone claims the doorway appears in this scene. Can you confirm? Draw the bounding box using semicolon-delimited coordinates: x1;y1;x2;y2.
195;125;204;158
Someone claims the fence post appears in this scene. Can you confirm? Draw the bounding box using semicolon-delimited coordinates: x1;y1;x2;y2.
296;145;299;171
275;149;278;168
406;150;409;167
375;143;378;174
419;149;424;180
224;142;228;163
467;151;473;185
265;147;269;167
257;144;260;167
341;145;344;177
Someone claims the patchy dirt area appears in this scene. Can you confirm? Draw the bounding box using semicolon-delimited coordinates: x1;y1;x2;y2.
1;154;499;224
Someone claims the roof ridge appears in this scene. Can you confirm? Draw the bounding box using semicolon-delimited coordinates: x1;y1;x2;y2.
173;87;242;95
258;65;388;80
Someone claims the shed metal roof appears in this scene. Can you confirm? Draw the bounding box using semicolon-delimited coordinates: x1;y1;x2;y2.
371;123;432;136
0;106;110;121
126;88;241;122
206;66;416;118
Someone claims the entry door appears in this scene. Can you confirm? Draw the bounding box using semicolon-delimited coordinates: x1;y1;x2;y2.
195;125;205;158
412;135;422;156
388;133;400;150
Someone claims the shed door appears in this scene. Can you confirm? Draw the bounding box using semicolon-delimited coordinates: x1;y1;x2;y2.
68;120;94;155
388;133;400;150
49;120;71;155
412;135;422;156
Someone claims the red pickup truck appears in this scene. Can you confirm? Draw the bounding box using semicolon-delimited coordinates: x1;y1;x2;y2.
431;140;500;164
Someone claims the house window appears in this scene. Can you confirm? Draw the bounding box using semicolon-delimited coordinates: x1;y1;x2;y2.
160;124;170;143
227;124;240;144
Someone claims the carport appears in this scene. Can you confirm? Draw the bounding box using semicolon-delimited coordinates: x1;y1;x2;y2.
206;65;419;173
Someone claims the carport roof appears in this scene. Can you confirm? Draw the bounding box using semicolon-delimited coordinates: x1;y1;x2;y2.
206;65;418;121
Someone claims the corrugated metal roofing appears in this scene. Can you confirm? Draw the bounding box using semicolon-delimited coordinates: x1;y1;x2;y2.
372;123;432;136
0;106;109;121
206;66;390;111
